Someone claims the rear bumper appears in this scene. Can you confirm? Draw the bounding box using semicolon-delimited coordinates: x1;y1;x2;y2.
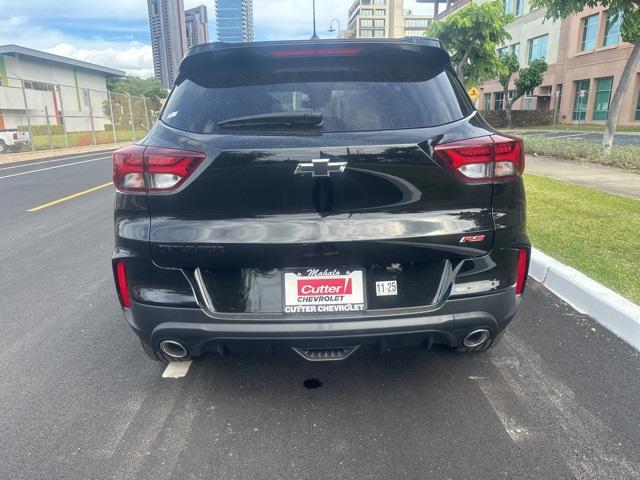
124;288;521;357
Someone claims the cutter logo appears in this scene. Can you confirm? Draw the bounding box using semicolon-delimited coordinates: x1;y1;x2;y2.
297;278;353;296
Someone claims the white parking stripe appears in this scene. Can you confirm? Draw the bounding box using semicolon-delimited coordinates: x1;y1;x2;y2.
0;156;109;180
162;361;192;379
0;150;115;171
551;133;590;139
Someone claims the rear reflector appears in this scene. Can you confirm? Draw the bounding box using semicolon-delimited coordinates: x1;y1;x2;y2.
269;47;362;57
434;135;524;182
112;145;205;192
115;260;131;308
515;248;529;295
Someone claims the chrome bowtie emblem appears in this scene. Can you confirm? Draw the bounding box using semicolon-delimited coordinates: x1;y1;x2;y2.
294;159;347;177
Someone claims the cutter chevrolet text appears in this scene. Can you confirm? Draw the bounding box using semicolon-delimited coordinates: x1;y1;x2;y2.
112;38;530;362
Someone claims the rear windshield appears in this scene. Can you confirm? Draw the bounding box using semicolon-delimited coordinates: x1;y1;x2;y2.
162;57;473;134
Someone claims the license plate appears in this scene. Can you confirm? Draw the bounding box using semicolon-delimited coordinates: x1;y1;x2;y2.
283;268;365;314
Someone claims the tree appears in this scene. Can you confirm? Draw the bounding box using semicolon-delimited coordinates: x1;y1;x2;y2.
497;56;548;127
427;1;513;86
107;76;168;99
497;52;520;126
530;0;640;154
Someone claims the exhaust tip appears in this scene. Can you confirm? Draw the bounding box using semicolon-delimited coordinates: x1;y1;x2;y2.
159;340;188;359
462;329;491;348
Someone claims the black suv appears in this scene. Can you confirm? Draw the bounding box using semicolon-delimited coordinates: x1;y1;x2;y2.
112;38;529;362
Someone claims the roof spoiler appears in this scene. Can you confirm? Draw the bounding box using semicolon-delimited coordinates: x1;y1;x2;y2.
179;38;451;76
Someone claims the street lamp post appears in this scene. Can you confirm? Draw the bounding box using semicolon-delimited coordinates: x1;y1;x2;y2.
328;18;341;37
310;0;319;39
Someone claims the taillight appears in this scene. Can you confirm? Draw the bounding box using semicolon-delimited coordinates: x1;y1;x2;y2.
115;260;131;308
434;135;524;182
515;247;529;295
112;146;205;192
13;132;18;140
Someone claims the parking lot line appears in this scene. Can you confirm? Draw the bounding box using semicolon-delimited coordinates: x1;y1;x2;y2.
0;156;110;181
27;182;113;212
0;151;114;172
551;133;590;139
162;361;193;379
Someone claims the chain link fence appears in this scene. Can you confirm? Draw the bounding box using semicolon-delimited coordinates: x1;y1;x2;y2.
0;74;163;152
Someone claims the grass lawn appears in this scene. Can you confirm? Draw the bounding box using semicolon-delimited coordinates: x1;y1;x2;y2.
520;135;640;171
28;129;147;151
511;124;640;133
525;174;640;303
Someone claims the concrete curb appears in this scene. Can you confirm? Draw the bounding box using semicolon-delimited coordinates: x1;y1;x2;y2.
529;248;640;351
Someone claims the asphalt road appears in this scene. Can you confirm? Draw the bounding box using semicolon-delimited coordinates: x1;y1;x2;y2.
514;129;640;145
1;150;640;480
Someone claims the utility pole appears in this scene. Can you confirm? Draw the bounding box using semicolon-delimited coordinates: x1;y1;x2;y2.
310;0;319;39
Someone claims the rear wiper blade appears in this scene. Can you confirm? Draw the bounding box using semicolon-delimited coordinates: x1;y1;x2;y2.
217;111;323;128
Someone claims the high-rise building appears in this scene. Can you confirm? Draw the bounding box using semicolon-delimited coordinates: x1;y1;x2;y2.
185;5;210;48
346;0;431;38
147;0;188;88
216;0;254;43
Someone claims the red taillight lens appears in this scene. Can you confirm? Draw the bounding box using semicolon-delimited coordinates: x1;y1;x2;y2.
113;145;145;191
115;260;131;308
13;132;18;140
269;47;362;57
515;247;529;295
433;135;524;182
112;146;205;192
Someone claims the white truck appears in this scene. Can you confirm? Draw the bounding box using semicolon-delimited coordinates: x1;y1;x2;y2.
0;129;31;153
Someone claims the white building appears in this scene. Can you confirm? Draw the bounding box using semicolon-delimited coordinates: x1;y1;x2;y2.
0;44;125;132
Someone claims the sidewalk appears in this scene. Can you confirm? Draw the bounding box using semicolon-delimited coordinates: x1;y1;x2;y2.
526;155;640;199
0;142;131;166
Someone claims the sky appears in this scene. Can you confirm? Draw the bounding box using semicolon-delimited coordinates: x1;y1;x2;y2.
0;0;434;78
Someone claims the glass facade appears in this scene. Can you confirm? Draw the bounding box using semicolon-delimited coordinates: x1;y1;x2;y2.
528;35;548;63
216;0;254;42
581;14;599;51
572;79;590;120
593;77;613;120
604;13;622;46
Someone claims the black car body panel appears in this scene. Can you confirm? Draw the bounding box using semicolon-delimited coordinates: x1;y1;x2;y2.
112;38;529;361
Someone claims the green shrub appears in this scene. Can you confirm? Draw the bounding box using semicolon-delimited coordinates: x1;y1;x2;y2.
522;135;640;171
17;124;65;135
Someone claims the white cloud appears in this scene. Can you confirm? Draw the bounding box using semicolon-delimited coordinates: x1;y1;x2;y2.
0;16;153;77
46;43;154;78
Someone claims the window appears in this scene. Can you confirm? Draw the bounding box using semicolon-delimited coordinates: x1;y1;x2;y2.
504;0;513;15
162;58;475;134
372;29;385;37
373;19;385;27
498;46;509;57
484;93;491;110
581;14;599;51
603;12;622;46
504;0;523;15
375;9;385;15
593;77;613;120
528;34;548;63
361;19;373;27
511;43;521;59
360;29;373;37
572;79;590;120
361;8;373;15
23;80;54;91
494;92;505;110
635;91;640;120
372;0;385;4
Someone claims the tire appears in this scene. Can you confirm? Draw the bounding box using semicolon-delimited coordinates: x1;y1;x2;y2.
0;141;6;154
140;338;190;362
